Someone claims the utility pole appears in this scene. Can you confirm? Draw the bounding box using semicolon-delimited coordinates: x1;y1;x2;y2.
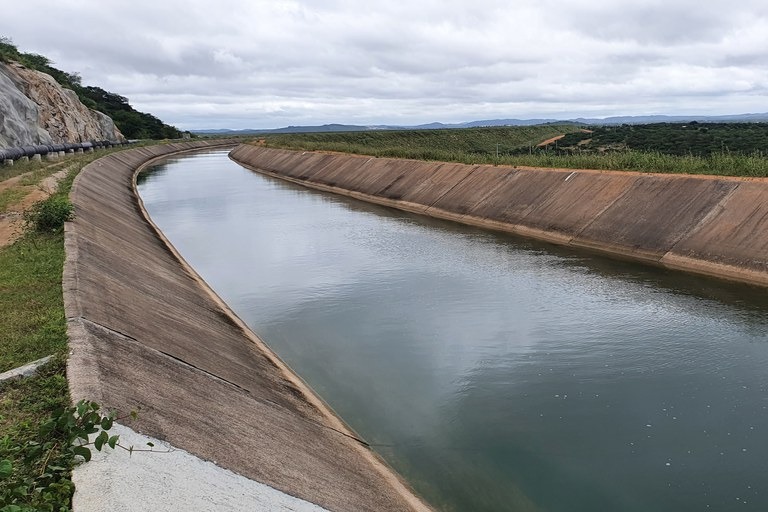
496;143;500;158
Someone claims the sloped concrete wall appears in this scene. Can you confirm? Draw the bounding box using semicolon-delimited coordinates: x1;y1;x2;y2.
230;145;768;287
65;141;432;512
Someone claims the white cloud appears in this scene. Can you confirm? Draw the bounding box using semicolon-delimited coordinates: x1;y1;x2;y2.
2;0;767;129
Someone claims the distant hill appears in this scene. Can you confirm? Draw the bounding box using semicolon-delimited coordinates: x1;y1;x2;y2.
194;113;768;136
571;113;768;125
194;124;394;136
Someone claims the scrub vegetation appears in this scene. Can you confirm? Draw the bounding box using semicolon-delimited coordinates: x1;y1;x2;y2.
556;122;768;156
262;125;582;162
262;123;768;177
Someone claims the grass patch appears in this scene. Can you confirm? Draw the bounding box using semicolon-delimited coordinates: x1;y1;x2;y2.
18;163;74;187
0;187;28;211
0;160;63;184
495;150;768;177
0;159;81;373
0;152;98;370
0;230;67;372
0;356;73;511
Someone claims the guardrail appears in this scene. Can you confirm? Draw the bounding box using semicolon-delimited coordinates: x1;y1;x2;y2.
1;140;133;165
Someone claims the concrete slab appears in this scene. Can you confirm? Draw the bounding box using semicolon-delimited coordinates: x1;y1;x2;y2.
0;355;52;381
73;423;329;512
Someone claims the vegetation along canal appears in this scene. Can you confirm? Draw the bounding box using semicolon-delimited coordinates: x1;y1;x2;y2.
137;150;768;512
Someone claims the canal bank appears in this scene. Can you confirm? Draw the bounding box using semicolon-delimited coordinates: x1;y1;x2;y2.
64;141;431;511
230;145;768;287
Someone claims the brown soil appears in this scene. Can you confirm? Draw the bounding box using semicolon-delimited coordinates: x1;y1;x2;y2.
536;134;566;147
0;168;71;248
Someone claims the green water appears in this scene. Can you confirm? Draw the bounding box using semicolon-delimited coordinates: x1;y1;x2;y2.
138;150;768;511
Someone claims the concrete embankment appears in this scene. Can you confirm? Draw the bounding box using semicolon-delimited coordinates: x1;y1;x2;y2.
64;141;431;511
230;145;768;287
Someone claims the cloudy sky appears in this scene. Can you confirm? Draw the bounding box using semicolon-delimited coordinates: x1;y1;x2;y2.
2;0;767;130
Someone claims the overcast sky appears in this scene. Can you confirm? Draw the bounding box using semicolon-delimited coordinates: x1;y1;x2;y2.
2;0;767;130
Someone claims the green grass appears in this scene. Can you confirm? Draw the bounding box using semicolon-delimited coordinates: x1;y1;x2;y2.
261;125;768;177
0;156;86;373
263;125;582;163
0;187;27;211
0;145;150;511
18;163;75;187
0;221;71;509
0;159;64;183
0;231;67;372
494;150;768;177
0;356;73;511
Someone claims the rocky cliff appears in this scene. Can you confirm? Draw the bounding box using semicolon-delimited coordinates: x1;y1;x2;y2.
0;61;124;148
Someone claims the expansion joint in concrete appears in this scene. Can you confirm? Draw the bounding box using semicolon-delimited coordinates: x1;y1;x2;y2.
72;317;371;447
155;349;253;395
72;316;140;344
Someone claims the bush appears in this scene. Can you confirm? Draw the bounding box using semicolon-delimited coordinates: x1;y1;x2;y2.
0;398;120;512
23;196;74;233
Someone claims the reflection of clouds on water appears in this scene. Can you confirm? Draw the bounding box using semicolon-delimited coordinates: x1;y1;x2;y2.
138;152;768;512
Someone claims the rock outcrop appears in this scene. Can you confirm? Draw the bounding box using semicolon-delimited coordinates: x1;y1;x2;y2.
0;61;124;149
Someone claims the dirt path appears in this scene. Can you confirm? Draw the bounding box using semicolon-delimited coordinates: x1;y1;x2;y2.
0;167;72;248
536;134;566;147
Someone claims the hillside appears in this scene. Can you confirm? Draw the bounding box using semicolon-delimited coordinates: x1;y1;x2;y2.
262;125;583;161
0;60;123;148
0;37;180;142
549;122;768;156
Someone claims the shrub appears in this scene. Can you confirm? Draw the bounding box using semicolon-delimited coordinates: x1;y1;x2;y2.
0;399;119;512
23;196;74;233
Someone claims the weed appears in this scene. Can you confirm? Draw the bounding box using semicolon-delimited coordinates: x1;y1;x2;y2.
23;196;74;233
0;362;122;512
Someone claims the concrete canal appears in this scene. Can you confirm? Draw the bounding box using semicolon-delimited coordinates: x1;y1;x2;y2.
137;150;768;512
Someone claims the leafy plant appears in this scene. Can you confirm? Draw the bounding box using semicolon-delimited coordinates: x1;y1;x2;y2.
23;196;74;233
0;400;118;512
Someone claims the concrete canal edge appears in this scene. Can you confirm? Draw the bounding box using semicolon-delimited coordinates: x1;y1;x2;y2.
230;145;768;288
64;141;433;511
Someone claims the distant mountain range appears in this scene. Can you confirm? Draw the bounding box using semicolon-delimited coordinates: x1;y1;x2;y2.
193;113;768;135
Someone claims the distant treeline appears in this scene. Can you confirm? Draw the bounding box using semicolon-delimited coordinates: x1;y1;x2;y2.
0;37;181;140
552;122;768;157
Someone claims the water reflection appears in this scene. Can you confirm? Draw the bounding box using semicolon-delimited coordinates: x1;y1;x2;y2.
138;150;768;512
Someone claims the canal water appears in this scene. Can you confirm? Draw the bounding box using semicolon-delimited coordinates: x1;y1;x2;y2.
137;150;768;512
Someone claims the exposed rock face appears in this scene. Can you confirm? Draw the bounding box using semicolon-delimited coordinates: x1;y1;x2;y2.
0;61;124;149
0;64;51;147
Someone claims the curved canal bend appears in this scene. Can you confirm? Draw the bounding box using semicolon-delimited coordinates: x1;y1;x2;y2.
137;150;768;512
